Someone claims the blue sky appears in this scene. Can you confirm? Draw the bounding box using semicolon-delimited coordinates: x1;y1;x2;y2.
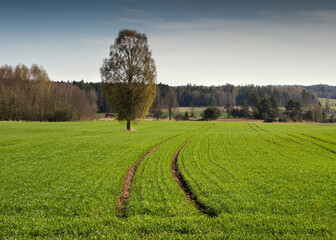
1;0;336;86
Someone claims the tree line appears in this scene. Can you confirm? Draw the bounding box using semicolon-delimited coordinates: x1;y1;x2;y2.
172;84;319;107
305;84;336;99
0;64;97;121
71;79;334;123
72;81;328;112
1;65;333;123
225;92;331;123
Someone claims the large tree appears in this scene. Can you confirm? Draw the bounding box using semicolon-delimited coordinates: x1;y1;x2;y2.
101;29;157;131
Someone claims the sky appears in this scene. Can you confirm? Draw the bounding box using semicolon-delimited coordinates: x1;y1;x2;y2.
0;0;335;86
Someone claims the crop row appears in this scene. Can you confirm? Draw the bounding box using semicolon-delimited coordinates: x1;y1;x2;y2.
178;123;336;235
0;121;203;237
1;121;335;238
126;135;199;217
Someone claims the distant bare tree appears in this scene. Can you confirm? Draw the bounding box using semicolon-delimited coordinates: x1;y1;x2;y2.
166;88;178;121
150;87;163;120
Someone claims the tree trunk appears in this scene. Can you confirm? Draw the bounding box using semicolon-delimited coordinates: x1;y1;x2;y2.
127;120;131;131
169;108;172;121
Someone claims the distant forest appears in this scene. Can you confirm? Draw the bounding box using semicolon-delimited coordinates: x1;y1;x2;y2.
69;80;335;113
0;65;97;121
2;63;334;122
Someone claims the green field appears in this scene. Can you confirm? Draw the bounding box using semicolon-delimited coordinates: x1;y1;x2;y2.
162;107;228;119
1;121;336;239
319;98;336;111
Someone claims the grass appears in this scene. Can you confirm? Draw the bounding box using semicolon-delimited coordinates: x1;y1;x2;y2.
95;113;106;118
0;121;200;237
0;121;335;238
180;123;336;237
126;135;199;217
319;98;336;111
161;107;228;119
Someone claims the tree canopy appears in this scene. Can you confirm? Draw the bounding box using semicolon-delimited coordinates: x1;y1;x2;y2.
101;29;156;130
201;107;221;121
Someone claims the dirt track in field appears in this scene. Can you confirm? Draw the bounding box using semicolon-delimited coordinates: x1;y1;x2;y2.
172;138;218;217
116;136;217;218
115;145;160;217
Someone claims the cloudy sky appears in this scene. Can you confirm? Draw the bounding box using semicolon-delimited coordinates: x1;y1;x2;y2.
1;0;335;86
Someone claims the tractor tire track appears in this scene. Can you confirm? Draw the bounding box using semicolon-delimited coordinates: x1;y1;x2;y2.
116;136;178;217
299;133;336;146
115;145;160;217
172;138;218;217
289;133;336;155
